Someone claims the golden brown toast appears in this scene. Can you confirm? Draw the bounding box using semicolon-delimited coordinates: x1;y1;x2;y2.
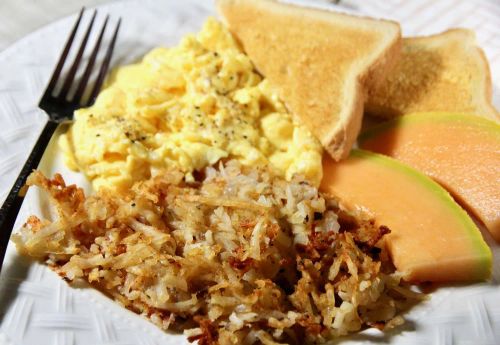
367;29;499;121
216;0;401;160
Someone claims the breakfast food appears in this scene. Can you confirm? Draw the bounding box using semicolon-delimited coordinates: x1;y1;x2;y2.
59;19;323;191
359;112;500;242
321;150;492;283
13;162;420;344
216;0;401;160
11;0;500;343
366;29;499;120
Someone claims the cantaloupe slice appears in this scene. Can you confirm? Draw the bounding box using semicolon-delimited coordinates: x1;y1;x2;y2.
321;149;492;283
359;112;500;242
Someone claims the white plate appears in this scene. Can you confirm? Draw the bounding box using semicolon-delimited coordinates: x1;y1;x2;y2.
0;1;499;344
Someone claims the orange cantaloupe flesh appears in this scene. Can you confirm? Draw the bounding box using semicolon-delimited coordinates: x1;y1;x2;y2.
321;150;492;283
359;112;500;242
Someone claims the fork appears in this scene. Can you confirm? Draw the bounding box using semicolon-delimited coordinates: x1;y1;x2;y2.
0;8;121;271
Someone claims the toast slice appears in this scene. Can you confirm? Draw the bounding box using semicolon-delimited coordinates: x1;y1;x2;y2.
366;29;499;120
216;0;401;160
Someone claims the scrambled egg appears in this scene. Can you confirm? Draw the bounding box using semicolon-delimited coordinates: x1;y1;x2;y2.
60;19;322;191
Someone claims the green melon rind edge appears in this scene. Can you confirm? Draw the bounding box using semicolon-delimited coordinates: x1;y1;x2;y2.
350;149;493;280
359;112;500;143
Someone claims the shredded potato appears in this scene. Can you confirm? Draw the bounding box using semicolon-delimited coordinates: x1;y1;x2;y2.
13;161;422;344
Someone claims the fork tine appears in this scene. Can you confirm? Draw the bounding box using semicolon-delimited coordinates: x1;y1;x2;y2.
58;10;97;101
40;8;85;103
72;15;109;105
86;18;121;106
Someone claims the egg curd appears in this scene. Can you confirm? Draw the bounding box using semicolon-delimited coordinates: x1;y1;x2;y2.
60;18;323;191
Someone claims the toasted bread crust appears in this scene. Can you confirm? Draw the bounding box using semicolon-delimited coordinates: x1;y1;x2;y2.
367;29;499;121
474;41;498;118
364;33;402;94
217;0;401;160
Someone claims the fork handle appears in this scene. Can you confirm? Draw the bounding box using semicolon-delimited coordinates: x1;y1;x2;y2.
0;120;59;270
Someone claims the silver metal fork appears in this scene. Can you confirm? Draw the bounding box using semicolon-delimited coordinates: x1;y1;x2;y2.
0;8;121;270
